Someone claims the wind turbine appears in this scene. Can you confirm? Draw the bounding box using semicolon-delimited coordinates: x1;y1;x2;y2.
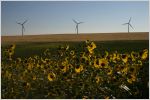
122;17;133;33
16;20;28;36
72;19;84;35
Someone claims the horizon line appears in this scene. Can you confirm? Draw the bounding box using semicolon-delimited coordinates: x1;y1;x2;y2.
1;32;149;37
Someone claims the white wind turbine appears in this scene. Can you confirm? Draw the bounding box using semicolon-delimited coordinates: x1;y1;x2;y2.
16;20;28;36
72;19;84;35
122;17;134;33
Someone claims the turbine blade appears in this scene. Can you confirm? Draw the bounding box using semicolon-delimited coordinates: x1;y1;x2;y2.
122;23;128;25
78;22;84;24
129;24;134;29
23;20;27;24
129;17;131;23
16;22;21;25
72;19;77;24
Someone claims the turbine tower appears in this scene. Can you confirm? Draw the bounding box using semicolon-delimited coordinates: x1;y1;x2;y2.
72;19;84;35
122;17;133;33
16;20;28;36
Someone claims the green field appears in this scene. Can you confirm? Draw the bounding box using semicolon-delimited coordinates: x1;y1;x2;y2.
1;40;149;99
2;40;149;58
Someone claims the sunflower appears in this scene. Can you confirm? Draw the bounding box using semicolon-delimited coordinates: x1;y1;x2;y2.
8;49;14;60
94;58;100;68
70;50;75;56
121;54;128;63
140;49;148;60
127;74;136;84
40;63;45;69
137;60;143;66
65;45;69;50
99;58;108;68
107;68;113;75
48;72;56;82
131;51;139;61
87;42;96;54
107;54;113;62
95;76;102;84
104;51;109;58
60;60;69;73
81;53;88;61
85;40;90;44
68;64;73;69
121;66;128;75
129;66;137;74
112;52;117;63
116;53;121;61
75;64;83;73
44;58;50;64
16;57;22;63
34;55;39;60
10;44;16;50
60;65;67;73
91;42;96;49
87;46;94;54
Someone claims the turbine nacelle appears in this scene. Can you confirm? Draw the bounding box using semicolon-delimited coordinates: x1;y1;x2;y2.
72;19;84;24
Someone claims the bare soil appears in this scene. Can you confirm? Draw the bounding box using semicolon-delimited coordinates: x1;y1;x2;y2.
1;32;149;44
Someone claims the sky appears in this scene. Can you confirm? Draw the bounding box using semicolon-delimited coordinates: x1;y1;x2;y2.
1;1;149;36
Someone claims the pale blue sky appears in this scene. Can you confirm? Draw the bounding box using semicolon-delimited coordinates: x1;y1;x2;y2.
1;1;149;36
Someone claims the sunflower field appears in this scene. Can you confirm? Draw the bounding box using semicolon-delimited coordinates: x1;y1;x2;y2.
1;40;149;99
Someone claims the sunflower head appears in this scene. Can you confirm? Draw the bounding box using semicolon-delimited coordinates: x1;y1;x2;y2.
48;72;56;82
127;74;136;84
10;44;16;50
111;52;118;63
91;42;96;49
121;54;128;63
86;42;96;54
104;51;109;58
131;51;139;61
95;76;103;84
140;49;148;60
121;66;128;75
99;58;108;68
75;64;83;73
8;49;14;55
94;59;100;68
60;65;67;73
85;40;90;44
65;45;69;51
87;46;94;54
107;68;113;75
70;50;75;56
129;66;137;74
16;57;22;63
